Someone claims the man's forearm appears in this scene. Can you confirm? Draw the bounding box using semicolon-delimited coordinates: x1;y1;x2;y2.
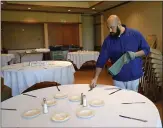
135;50;146;57
94;67;102;79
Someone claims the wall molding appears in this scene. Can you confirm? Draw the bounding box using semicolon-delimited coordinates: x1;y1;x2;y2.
2;9;86;14
2;21;82;24
92;1;131;16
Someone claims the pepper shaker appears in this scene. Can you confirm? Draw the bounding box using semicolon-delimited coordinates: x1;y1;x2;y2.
43;98;48;114
80;93;83;105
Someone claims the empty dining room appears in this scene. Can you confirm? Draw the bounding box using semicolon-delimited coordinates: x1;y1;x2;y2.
1;1;163;127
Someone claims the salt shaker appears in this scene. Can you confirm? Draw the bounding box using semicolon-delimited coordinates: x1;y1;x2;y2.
43;98;48;114
83;95;87;107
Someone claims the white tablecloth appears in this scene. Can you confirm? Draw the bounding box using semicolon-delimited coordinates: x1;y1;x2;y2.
1;54;15;67
67;51;99;69
20;54;43;63
1;61;75;96
8;50;43;63
1;84;162;127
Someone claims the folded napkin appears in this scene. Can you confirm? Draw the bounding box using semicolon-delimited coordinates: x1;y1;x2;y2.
35;48;50;52
108;52;135;76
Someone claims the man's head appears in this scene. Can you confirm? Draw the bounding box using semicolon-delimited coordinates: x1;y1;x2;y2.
107;15;122;37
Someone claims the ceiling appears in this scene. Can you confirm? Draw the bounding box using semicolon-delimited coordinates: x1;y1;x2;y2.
1;1;129;15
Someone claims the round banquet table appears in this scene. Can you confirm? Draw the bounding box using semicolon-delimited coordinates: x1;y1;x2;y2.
1;84;162;127
1;54;15;67
1;61;75;96
67;51;99;69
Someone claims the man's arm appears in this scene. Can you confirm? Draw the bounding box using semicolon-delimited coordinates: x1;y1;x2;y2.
91;39;110;88
136;31;150;57
128;31;150;60
93;67;103;81
135;50;146;57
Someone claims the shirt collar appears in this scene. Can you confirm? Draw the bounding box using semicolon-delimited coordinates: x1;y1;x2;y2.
121;24;127;35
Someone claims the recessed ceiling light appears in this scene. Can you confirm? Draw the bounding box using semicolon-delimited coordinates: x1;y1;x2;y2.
92;8;95;10
28;7;31;10
68;10;71;12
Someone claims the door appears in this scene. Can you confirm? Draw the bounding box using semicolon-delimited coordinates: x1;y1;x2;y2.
48;23;63;46
48;23;79;46
63;24;79;46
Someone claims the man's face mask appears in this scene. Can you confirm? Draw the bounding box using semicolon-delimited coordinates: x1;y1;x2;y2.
109;26;121;37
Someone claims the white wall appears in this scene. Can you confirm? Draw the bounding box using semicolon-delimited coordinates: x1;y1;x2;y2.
82;15;94;50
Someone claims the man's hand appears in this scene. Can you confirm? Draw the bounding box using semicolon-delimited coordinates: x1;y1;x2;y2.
122;52;136;64
90;77;98;89
128;51;135;60
128;50;146;60
134;50;146;57
89;68;102;89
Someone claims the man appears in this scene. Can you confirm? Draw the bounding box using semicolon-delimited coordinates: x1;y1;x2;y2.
90;15;150;92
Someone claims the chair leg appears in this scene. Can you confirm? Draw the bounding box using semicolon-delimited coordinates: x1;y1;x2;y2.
22;82;61;93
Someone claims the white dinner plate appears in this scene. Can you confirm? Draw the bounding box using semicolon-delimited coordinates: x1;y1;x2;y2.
22;109;41;119
69;95;81;102
42;99;57;107
51;112;70;122
54;93;68;99
76;108;95;119
89;99;105;107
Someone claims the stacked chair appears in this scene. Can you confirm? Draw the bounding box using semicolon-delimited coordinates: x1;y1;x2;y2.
139;35;162;102
146;35;157;49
